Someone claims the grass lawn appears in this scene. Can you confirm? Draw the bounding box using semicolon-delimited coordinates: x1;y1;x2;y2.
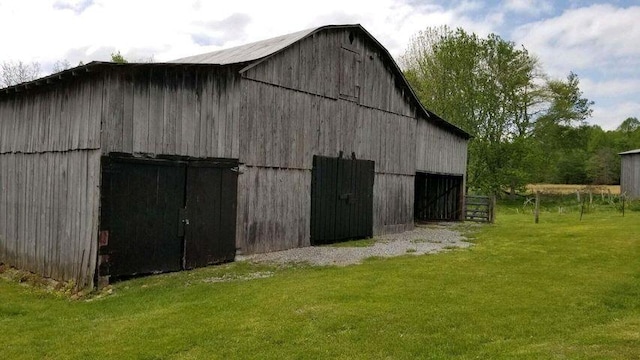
1;207;639;359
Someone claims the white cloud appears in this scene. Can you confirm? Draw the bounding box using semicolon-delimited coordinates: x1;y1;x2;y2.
580;77;640;99
589;101;640;130
512;4;640;76
510;4;640;128
0;0;504;68
503;0;553;15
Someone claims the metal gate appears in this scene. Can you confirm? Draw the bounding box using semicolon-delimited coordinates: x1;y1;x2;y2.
311;155;374;245
99;156;238;278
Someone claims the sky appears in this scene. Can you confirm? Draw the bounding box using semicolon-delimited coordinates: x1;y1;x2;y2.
1;0;638;130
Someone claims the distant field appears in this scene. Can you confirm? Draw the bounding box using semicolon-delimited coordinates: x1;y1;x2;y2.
527;183;620;195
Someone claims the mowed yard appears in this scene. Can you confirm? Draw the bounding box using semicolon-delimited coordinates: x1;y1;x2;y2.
1;206;639;359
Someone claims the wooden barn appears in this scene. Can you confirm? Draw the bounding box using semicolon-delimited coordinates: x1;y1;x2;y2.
620;149;640;199
0;24;469;288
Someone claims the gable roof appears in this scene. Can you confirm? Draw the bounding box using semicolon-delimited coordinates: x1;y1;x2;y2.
171;24;470;139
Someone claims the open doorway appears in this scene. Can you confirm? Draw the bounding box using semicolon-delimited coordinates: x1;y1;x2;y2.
414;172;464;222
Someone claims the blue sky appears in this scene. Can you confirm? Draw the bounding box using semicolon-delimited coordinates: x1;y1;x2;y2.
1;0;638;130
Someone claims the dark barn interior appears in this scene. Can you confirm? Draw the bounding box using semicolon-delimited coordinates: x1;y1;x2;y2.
414;172;464;222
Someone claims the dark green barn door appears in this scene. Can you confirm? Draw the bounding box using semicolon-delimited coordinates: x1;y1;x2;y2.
101;160;185;277
100;157;238;278
311;155;374;245
183;164;238;269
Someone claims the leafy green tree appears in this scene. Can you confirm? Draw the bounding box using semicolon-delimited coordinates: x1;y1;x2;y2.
402;27;542;195
110;51;128;64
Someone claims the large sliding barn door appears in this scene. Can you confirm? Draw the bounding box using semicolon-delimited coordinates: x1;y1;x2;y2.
311;155;374;245
100;157;237;278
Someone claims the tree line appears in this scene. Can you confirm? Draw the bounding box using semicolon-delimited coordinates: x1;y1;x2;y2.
401;26;640;195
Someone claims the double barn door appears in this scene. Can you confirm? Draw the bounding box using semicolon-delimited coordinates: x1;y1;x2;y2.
100;157;237;277
311;155;374;245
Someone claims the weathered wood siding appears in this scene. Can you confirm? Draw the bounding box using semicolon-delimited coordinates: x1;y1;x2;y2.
0;150;100;288
621;153;640;199
0;77;103;288
101;66;241;158
0;76;103;153
239;81;416;174
236;166;311;254
415;118;468;175
244;28;417;118
236;28;437;251
373;174;414;234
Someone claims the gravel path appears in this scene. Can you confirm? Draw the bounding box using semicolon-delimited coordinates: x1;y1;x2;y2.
238;224;473;266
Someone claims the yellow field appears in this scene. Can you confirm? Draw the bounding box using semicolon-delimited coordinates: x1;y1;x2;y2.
526;184;620;195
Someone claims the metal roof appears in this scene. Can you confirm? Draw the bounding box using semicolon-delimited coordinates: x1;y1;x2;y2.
171;27;317;65
619;149;640;155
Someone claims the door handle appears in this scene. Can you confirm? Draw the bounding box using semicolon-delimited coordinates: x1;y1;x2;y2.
178;208;188;236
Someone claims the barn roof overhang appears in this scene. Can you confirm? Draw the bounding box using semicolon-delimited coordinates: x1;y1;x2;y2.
0;61;237;97
619;149;640;155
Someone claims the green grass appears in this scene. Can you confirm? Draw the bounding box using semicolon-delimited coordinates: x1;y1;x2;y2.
328;237;377;247
1;208;639;359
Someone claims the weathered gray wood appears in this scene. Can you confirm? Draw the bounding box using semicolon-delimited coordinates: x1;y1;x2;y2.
373;173;414;235
0;77;102;154
236;166;311;254
620;152;640;199
97;66;241;158
415;116;468;176
0;150;100;288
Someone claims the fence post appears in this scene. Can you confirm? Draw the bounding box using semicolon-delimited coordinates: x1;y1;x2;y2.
534;191;540;224
491;195;496;223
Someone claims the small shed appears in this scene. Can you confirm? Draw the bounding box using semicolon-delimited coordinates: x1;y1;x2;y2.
0;24;470;288
620;149;640;199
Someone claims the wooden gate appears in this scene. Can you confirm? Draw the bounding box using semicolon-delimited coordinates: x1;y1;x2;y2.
311;155;374;245
464;195;495;223
99;156;237;278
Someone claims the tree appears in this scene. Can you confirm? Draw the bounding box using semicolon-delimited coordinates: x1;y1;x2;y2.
530;73;595;183
616;117;639;133
402;27;542;195
1;60;41;87
52;60;71;73
110;51;128;64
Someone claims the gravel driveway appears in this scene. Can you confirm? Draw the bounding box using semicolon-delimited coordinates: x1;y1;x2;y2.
238;224;473;266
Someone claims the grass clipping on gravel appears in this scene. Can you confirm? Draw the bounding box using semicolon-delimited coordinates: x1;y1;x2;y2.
1;208;639;359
